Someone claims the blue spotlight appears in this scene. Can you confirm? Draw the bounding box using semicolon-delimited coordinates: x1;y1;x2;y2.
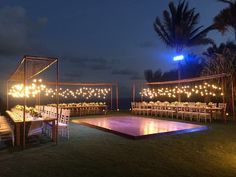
173;55;184;61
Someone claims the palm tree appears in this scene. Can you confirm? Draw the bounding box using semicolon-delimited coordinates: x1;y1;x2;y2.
214;0;236;38
153;0;213;101
144;69;163;82
153;70;163;82
161;69;178;81
202;41;236;113
144;54;204;82
144;70;155;82
153;0;213;54
202;41;236;75
181;53;205;78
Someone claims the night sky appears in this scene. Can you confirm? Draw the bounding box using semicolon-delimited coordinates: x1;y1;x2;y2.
0;0;233;98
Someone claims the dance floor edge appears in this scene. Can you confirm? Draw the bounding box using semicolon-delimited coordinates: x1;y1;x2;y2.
72;116;207;139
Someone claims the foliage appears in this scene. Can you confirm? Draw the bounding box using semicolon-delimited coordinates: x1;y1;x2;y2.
153;0;213;52
202;42;236;112
144;53;204;82
181;53;205;78
202;41;236;75
214;0;236;37
161;69;178;81
144;69;164;82
144;70;155;82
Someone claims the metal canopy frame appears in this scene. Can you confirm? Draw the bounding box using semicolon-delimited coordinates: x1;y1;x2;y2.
145;73;230;85
7;55;59;149
132;73;234;119
8;55;58;81
44;81;119;111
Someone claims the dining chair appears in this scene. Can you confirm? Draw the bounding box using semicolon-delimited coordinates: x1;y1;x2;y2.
184;107;199;121
166;105;176;119
158;103;167;118
28;121;43;137
198;107;211;123
218;103;227;119
58;109;70;139
131;102;137;114
151;104;158;116
0;116;14;147
177;104;185;119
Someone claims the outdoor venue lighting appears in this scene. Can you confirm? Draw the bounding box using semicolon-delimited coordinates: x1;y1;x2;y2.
8;79;46;98
140;82;223;99
173;55;185;61
45;87;111;99
8;78;111;100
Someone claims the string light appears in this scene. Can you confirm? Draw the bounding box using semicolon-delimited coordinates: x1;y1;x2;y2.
140;82;223;99
45;87;111;99
8;79;111;100
8;79;46;98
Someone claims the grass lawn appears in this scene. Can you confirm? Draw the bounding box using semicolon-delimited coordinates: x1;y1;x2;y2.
1;112;236;177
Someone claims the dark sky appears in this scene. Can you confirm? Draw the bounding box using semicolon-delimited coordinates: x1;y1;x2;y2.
0;0;233;98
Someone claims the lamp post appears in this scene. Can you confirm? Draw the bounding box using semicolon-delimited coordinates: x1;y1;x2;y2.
173;55;184;102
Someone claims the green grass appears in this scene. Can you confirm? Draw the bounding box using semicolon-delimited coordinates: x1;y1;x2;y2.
1;112;236;177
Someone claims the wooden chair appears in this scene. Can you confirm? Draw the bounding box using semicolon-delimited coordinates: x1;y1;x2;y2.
131;102;138;114
58;109;70;139
198;107;211;123
0;116;14;147
42;106;50;118
158;103;168;118
151;104;158;116
166;105;176;119
184;107;199;121
207;102;217;119
143;102;152;116
177;105;185;119
28;121;43;137
218;103;227;119
43;107;60;137
96;104;103;115
134;102;143;115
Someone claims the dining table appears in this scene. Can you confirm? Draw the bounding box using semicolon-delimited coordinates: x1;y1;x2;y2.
6;110;57;147
59;105;108;116
141;103;225;121
205;107;225;120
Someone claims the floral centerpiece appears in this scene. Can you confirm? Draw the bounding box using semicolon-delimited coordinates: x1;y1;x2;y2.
13;105;41;117
208;102;213;108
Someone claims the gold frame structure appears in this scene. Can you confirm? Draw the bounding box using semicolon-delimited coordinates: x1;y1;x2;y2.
132;73;235;120
7;55;59;149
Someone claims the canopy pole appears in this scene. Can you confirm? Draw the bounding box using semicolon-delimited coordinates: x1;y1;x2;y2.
132;83;135;102
221;77;225;103
23;58;27;149
110;86;113;110
231;75;235;120
6;80;9;110
141;82;143;102
116;81;119;111
39;92;41;106
56;59;59;144
178;61;181;102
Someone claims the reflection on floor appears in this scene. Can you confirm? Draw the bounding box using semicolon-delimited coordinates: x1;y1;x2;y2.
72;116;207;139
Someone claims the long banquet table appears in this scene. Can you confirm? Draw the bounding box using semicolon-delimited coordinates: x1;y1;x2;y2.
57;105;108;116
132;103;225;121
6;110;57;147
